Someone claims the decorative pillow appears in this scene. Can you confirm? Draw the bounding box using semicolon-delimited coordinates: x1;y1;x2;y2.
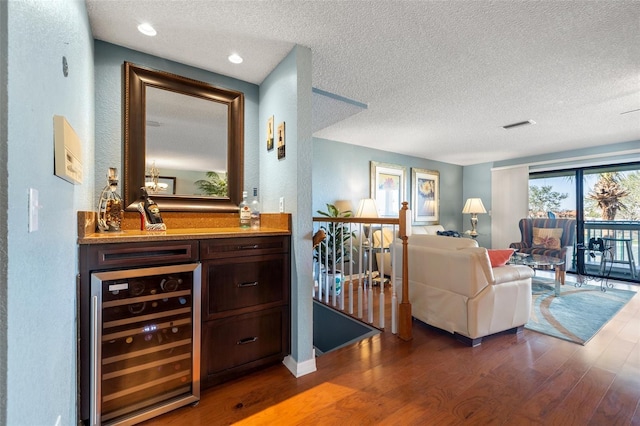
487;249;515;267
532;227;563;249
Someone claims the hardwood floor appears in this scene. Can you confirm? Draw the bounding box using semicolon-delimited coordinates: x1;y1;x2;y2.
142;275;640;425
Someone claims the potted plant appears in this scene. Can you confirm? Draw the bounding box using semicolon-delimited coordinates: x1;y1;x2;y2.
314;203;356;295
194;171;228;197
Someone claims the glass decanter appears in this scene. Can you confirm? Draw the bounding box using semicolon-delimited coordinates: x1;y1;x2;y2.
97;167;124;232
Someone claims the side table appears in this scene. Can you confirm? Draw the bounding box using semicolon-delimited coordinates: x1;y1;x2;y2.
509;254;565;296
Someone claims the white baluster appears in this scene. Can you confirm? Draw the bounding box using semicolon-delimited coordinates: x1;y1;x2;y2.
358;224;363;319
391;225;398;334
379;290;385;329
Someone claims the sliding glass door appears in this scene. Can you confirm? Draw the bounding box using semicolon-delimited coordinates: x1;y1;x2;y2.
529;163;639;283
528;171;576;219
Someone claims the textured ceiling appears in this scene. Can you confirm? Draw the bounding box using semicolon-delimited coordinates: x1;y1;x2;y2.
86;0;640;166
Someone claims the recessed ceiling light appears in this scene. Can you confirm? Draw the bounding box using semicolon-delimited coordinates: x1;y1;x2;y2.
502;120;536;130
228;54;243;64
137;23;157;37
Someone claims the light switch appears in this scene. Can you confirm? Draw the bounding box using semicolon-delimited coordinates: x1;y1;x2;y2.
28;188;39;232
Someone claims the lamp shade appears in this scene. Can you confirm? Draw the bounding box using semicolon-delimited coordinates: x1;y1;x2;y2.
462;198;487;214
333;200;353;214
356;198;379;218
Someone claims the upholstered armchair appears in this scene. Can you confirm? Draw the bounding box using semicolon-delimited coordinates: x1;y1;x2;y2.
509;218;577;278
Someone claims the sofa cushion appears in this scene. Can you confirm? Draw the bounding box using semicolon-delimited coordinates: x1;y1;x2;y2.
487;249;515;267
492;264;534;285
532;227;563;249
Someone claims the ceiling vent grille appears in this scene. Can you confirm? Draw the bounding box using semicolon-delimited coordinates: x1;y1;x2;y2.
502;120;536;130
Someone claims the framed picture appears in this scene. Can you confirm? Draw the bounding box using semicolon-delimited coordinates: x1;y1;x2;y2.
277;122;286;160
145;175;176;195
370;161;406;217
266;115;274;151
411;168;439;224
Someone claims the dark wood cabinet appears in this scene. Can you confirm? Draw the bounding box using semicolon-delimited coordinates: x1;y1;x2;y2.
200;235;290;388
201;306;288;385
78;233;291;423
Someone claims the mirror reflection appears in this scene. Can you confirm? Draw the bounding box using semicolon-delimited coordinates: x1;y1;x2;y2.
123;62;244;212
145;87;228;197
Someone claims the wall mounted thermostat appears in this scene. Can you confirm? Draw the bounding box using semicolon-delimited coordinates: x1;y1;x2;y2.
53;115;83;184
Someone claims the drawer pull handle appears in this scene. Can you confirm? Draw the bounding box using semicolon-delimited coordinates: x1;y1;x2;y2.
238;281;258;288
237;336;258;345
238;244;259;250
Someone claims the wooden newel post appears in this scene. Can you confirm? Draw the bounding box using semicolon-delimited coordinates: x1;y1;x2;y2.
398;201;413;341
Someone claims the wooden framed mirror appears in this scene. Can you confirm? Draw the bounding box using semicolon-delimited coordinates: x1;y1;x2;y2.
124;62;244;212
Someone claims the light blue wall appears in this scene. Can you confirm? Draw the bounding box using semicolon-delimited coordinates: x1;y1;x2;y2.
6;0;95;424
94;40;260;202
313;140;639;250
461;141;640;248
260;46;314;364
0;2;8;424
462;162;492;248
313;138;464;231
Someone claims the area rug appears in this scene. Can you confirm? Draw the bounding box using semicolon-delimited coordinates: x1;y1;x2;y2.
526;277;636;345
313;300;380;355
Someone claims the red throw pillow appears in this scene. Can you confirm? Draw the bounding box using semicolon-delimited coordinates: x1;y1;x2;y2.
487;249;515;267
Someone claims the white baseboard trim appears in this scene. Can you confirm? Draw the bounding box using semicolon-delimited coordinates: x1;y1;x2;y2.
282;351;317;378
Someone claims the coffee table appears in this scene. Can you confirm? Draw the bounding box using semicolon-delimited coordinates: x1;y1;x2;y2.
509;254;565;296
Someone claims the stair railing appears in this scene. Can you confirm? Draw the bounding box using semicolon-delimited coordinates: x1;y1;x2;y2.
312;202;412;340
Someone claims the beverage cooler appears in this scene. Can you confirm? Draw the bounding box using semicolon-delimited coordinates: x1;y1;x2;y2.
89;263;201;425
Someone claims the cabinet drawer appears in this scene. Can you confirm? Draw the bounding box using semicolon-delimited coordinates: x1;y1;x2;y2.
83;240;199;270
200;236;289;260
203;254;288;318
201;306;288;378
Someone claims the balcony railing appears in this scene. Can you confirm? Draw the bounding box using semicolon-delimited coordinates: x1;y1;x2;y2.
312;203;412;340
581;221;639;282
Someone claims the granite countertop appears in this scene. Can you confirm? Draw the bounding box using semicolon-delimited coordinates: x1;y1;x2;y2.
77;211;292;245
78;227;290;244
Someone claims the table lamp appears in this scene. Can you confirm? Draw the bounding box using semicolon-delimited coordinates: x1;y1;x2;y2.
333;200;353;216
462;198;486;237
356;198;378;237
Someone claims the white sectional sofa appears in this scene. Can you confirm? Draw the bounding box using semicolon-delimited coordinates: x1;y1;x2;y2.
410;224;445;235
372;225;446;275
395;234;534;346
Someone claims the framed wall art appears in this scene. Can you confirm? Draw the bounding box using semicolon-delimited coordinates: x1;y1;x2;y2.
266;115;274;151
277;122;285;160
370;161;406;217
411;168;439;224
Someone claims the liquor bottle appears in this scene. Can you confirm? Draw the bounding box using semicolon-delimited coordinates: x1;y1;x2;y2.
250;187;261;230
97;168;124;232
239;191;250;228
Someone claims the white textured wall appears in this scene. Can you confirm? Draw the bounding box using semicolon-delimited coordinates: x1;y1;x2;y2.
6;0;94;424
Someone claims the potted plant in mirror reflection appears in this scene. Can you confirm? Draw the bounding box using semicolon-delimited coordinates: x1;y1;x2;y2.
194;171;228;197
313;203;356;295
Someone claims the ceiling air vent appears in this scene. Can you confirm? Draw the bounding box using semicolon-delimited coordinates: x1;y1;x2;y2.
502;120;536;130
620;108;640;115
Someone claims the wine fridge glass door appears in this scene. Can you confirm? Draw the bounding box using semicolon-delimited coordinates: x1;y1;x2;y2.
90;263;201;425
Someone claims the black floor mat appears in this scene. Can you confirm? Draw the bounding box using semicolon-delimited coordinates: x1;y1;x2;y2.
313;300;380;355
